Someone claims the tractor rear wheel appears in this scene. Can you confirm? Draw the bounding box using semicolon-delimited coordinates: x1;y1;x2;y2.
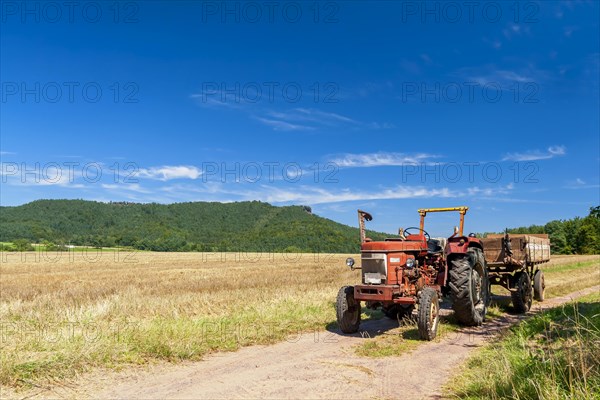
533;270;545;302
383;304;415;321
512;272;533;313
449;248;489;326
417;287;440;341
336;286;361;333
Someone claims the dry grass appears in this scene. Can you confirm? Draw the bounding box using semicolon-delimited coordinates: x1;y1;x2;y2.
0;252;597;388
0;251;357;388
538;255;600;297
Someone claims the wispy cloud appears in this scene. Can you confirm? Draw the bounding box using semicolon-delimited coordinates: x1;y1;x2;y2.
502;146;566;161
99;180;514;206
237;183;514;205
502;23;532;40
138;165;202;181
101;183;152;193
564;178;600;190
257;108;355;131
268;108;356;124
190;94;246;110
254;108;393;132
328;152;438;168
455;64;552;88
254;185;452;204
0;151;16;156
191;86;392;132
254;117;315;132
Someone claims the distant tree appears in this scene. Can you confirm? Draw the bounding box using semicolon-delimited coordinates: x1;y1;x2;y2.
284;245;302;253
13;239;34;251
544;220;568;254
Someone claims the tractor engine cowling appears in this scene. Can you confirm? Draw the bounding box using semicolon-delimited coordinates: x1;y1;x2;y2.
360;252;414;285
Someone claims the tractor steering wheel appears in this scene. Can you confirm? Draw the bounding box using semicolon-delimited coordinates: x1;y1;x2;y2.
403;227;431;241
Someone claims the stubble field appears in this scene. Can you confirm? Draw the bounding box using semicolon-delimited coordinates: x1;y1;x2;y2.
0;250;598;389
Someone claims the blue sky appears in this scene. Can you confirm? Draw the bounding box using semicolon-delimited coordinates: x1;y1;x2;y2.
1;0;599;236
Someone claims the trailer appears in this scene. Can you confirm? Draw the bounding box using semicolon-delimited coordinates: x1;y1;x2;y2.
481;233;551;313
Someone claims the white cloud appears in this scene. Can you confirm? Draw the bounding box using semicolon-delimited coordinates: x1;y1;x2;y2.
101;183;152;193
138;165;202;181
328;152;438;168
502;146;566;162
255;108;392;132
120;180;514;206
246;185;454;204
456;64;552;88
255;108;356;131
225;183;515;205
190;94;245;110
564;178;600;190
254;117;314;131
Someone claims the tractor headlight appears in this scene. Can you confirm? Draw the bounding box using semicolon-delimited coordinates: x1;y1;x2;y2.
346;257;355;268
405;258;415;268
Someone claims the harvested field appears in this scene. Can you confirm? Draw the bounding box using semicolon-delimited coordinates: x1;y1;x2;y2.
0;251;598;395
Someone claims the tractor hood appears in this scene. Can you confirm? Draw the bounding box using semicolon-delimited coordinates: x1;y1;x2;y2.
361;239;427;253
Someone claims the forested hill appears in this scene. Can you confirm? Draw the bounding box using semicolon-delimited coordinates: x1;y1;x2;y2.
0;199;391;252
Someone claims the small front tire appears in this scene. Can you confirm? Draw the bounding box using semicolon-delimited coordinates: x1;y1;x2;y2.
417;287;440;341
336;286;361;333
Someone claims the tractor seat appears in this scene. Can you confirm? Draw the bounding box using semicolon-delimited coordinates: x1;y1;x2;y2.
427;239;443;254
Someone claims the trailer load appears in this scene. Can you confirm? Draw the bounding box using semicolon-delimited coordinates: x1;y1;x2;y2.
481;233;551;312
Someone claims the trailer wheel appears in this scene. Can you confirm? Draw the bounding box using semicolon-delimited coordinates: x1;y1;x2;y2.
336;286;361;333
383;304;415;321
533;270;545;302
449;248;489;326
417;287;440;341
512;272;533;313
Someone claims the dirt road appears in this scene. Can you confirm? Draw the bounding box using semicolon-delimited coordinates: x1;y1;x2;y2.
15;285;574;400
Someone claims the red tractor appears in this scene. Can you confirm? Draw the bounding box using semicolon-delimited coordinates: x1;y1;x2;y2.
336;207;490;340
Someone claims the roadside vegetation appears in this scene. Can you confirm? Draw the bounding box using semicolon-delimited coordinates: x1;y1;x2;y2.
447;291;600;399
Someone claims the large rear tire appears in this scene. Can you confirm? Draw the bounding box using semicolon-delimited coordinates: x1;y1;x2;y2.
533;270;545;302
512;272;533;313
336;286;361;333
417;287;440;341
449;248;489;326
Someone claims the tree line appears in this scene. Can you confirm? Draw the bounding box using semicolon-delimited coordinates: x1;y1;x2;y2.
1;200;598;254
494;206;600;255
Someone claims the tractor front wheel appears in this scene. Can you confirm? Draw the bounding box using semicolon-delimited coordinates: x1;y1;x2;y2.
512;272;533;313
533;270;545;302
336;286;361;333
417;287;440;341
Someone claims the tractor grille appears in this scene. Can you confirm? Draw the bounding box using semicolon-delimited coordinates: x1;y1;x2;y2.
361;253;387;284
